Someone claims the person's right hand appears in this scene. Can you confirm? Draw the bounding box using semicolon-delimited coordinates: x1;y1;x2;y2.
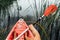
25;24;41;40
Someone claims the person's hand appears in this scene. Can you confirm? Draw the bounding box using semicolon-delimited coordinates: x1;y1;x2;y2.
25;24;41;40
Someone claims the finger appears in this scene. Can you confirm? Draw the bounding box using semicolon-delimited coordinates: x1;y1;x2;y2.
25;32;34;40
25;32;30;40
25;36;29;40
25;32;28;40
29;24;40;36
25;36;33;40
25;32;27;37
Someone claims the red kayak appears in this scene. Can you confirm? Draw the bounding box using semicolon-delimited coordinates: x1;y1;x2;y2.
6;19;34;40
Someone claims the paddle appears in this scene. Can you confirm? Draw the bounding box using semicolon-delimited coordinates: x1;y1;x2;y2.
33;4;58;25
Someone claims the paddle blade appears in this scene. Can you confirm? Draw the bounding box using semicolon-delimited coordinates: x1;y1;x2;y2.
44;4;58;16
